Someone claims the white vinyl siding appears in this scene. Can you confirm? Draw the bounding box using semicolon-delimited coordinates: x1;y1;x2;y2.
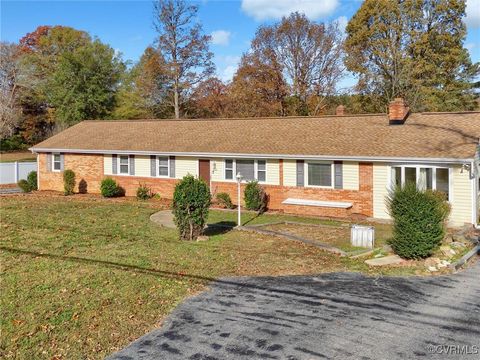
104;154;112;175
211;158;224;182
450;165;473;226
266;159;280;185
283;159;297;186
343;162;359;190
175;157;198;178
373;163;390;219
134;156;151;177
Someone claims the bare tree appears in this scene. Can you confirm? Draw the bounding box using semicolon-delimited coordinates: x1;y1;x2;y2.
0;42;23;140
153;0;214;119
251;12;344;115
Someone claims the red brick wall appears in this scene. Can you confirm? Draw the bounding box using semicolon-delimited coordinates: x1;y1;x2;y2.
38;153;373;219
211;162;373;218
38;153;178;197
38;153;104;193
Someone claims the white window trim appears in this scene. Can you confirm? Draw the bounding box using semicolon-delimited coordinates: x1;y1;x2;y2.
224;159;267;183
117;155;130;175
157;156;170;178
305;161;334;189
388;164;452;201
52;153;62;172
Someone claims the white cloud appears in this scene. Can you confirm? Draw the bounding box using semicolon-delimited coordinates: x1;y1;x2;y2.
466;0;480;28
215;55;241;82
465;42;475;52
241;0;339;21
221;65;238;82
210;30;231;46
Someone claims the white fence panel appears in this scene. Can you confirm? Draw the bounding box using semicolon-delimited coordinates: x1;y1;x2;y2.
351;225;375;249
0;162;37;185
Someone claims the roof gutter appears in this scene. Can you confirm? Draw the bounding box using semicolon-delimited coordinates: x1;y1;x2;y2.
29;147;474;164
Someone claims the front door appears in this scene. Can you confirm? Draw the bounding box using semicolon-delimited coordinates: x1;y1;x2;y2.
199;159;210;186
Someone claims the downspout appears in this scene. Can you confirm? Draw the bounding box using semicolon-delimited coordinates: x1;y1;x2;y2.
473;160;479;229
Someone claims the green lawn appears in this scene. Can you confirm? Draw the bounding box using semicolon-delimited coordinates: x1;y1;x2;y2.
1;194;412;359
0;151;36;163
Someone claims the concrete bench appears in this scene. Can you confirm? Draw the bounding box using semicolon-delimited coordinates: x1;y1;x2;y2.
282;198;352;209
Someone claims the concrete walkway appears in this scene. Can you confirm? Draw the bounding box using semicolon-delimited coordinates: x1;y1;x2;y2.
150;210;175;229
108;261;480;360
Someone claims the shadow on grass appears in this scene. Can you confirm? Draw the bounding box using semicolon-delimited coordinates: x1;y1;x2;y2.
204;221;236;236
1;245;474;332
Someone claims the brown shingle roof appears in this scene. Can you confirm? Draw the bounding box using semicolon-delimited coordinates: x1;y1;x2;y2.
31;112;480;160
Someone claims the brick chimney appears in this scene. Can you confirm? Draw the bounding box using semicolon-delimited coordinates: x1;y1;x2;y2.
335;105;346;116
388;98;410;125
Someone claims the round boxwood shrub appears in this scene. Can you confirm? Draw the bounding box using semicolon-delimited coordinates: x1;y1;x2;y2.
387;182;450;259
136;183;154;200
18;179;31;193
63;169;76;195
244;181;268;214
27;171;37;191
215;192;234;209
100;177;121;198
172;175;211;241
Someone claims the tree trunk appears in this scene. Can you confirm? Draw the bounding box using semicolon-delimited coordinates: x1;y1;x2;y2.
174;81;180;119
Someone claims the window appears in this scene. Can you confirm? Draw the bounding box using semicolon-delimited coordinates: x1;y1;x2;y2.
236;160;255;181
436;168;449;198
224;159;267;182
257;160;266;182
53;154;61;171
307;162;332;187
119;155;129;174
158;156;169;177
390;165;450;199
225;159;234;180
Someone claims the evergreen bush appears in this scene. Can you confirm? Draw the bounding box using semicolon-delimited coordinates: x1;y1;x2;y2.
172;175;211;241
18;179;31;193
63;169;76;195
100;178;121;198
244;181;268;213
387;182;450;259
27;171;37;191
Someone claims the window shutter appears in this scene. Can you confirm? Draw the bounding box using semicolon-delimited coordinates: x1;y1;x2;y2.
60;154;65;171
150;155;156;177
296;160;304;187
334;161;343;189
169;156;175;178
129;155;135;175
47;153;52;172
112;154;117;174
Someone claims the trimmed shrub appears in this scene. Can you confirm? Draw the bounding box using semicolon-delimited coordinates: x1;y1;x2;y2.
215;192;234;209
387;182;450;259
27;171;37;191
136;183;154;200
63;169;76;195
244;181;268;213
18;179;31;193
100;178;121;198
172;175;211;241
17;171;37;193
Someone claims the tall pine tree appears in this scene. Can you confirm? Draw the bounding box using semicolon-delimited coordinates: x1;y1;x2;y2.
344;0;479;112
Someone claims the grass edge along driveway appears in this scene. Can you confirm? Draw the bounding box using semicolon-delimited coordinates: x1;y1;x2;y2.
1;194;417;359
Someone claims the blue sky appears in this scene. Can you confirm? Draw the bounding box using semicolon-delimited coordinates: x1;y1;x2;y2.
2;0;480;90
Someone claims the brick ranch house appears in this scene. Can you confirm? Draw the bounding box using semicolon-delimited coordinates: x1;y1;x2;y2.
31;98;480;227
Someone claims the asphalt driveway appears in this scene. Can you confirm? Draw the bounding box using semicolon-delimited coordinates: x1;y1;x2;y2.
109;262;480;360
